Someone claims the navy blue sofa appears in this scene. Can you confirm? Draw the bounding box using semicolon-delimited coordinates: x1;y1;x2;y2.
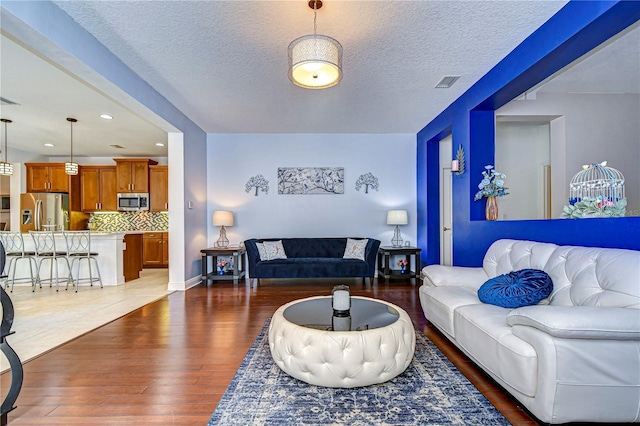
244;238;380;284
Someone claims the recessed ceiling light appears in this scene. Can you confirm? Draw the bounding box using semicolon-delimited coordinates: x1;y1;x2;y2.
44;143;55;147
100;114;113;120
155;142;165;147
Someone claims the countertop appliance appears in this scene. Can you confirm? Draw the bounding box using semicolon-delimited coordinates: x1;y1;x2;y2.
20;193;70;232
117;193;149;212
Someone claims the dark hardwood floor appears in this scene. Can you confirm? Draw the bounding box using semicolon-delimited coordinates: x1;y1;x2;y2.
2;277;540;425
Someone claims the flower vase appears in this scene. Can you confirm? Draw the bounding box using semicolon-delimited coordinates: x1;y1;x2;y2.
400;265;406;274
218;266;225;275
485;196;499;221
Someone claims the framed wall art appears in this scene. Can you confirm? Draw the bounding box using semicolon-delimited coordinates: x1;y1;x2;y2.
277;167;344;194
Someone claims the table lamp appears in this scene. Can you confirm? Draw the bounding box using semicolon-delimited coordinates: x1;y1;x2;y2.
212;210;234;248
387;210;408;247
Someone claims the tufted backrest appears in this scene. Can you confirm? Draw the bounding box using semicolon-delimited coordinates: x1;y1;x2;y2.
483;239;558;278
544;245;640;309
278;238;352;258
483;239;640;309
254;238;377;259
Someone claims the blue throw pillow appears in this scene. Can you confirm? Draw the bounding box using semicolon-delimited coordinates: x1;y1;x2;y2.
478;269;553;309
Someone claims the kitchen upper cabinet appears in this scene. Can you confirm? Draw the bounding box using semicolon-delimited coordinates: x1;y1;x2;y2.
149;165;168;211
114;158;158;193
26;163;70;193
80;166;117;212
143;232;168;268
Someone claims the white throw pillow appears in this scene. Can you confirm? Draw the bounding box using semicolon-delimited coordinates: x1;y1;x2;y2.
263;240;288;260
256;242;268;261
343;238;369;261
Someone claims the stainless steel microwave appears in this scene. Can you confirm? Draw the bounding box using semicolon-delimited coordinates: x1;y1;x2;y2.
117;193;149;211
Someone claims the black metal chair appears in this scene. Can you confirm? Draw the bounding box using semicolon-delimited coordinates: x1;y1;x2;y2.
1;239;24;425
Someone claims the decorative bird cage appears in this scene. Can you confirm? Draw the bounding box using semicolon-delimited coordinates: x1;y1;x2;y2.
569;161;625;204
562;161;626;218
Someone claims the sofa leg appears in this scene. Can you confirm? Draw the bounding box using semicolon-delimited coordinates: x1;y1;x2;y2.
369;276;374;285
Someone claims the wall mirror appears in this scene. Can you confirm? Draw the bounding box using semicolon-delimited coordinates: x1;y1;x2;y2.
494;22;639;221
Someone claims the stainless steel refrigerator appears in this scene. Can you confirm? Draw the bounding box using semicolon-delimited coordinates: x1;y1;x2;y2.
20;193;70;232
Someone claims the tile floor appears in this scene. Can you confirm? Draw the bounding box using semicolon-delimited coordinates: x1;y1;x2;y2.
1;269;171;373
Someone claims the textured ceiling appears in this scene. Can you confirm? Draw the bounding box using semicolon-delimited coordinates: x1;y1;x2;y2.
17;0;640;158
51;0;567;135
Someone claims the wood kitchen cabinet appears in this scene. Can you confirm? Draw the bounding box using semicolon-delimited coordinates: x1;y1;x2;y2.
143;232;168;268
149;165;168;211
114;158;158;193
26;163;70;193
124;234;143;281
80;166;117;212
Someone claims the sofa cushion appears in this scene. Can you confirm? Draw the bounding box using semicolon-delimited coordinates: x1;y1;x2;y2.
418;286;480;338
478;269;553;309
543;245;640;309
263;240;287;260
454;304;538;397
343;238;368;260
256;242;268;260
253;258;370;279
483;239;558;279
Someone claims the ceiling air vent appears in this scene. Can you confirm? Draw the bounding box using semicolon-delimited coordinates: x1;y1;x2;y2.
435;75;460;89
110;144;125;149
0;97;20;105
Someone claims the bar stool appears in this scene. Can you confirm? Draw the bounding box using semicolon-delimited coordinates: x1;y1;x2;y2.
29;230;71;292
0;231;39;292
63;231;102;292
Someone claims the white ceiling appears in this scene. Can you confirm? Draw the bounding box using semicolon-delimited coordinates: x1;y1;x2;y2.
5;0;635;159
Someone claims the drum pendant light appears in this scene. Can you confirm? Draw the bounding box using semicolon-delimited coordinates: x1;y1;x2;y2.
0;119;13;176
65;117;79;175
288;0;343;89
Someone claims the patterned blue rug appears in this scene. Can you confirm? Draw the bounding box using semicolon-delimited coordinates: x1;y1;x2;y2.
208;319;509;425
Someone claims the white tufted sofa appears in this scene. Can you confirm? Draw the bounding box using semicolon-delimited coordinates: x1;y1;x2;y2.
419;239;640;424
269;296;416;388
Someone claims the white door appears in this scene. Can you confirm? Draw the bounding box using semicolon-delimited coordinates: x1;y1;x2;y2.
439;136;453;265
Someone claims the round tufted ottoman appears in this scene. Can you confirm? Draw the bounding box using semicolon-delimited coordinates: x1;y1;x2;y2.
268;295;416;388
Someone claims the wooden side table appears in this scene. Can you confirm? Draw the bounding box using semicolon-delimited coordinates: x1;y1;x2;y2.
201;246;246;284
377;246;422;282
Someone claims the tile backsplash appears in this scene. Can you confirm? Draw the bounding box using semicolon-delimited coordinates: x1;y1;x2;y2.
90;211;168;232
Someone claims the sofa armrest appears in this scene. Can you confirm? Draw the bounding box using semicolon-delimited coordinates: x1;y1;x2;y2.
507;306;640;340
421;264;488;290
244;239;260;277
364;239;381;275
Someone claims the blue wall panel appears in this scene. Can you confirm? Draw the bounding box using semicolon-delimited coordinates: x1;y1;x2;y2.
416;1;640;267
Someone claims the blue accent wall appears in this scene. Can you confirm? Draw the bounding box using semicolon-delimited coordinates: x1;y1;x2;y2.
416;1;640;267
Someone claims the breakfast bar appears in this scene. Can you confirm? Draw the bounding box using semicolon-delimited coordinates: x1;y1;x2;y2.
9;232;126;287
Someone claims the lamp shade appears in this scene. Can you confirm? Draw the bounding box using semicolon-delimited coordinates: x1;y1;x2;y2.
386;210;408;225
212;210;234;227
288;34;343;89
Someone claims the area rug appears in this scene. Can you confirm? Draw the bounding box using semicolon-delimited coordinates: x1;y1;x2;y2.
208;319;509;425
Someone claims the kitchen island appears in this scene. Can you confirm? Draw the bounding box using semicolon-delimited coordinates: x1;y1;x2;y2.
13;232;127;287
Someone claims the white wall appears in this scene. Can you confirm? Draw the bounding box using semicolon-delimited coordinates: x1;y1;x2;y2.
496;122;551;219
497;93;640;215
207;133;416;247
